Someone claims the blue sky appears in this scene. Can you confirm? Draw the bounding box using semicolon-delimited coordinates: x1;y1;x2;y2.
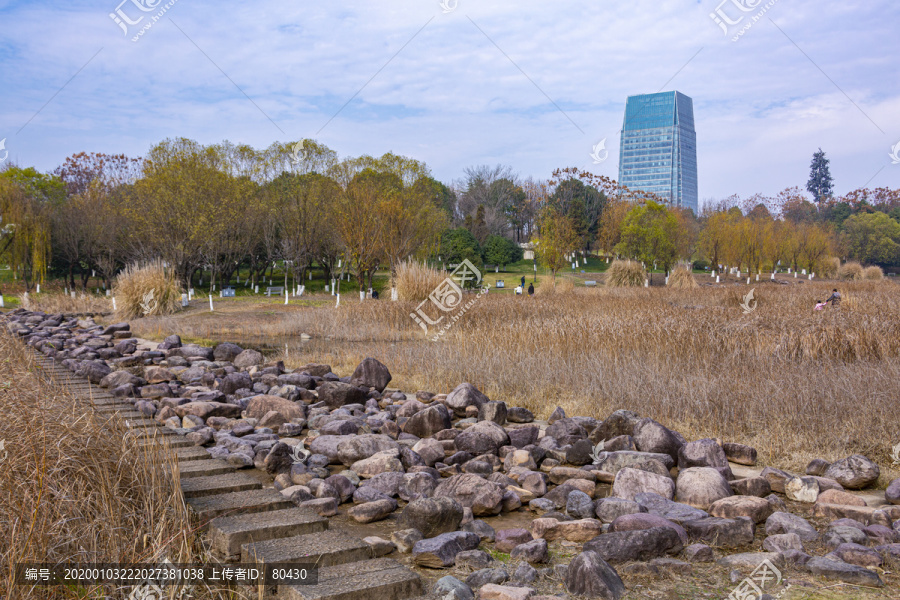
1;0;898;204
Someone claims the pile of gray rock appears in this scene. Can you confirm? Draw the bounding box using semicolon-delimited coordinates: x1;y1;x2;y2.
5;308;900;600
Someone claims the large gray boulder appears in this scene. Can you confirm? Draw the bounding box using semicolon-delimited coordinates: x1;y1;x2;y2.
434;473;505;516
233;348;264;369
455;420;510;455
823;455;880;490
350;357;392;392
404;404;452;438
317;381;368;409
632;418;683;461
445;383;489;417
399;497;465;538
337;434;400;466
413;531;481;568
213;342;243;362
583;526;683;563
675;467;733;510
612;468;675;501
564;551;626;599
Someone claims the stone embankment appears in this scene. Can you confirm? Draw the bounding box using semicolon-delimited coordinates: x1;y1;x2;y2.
5;308;899;599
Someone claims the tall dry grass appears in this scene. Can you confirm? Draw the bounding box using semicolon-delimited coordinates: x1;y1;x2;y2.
863;265;884;280
606;260;647;287
127;280;900;477
19;292;112;315
0;332;249;600
838;261;864;281
820;257;841;279
666;264;698;289
534;278;574;295
391;261;447;302
114;260;182;320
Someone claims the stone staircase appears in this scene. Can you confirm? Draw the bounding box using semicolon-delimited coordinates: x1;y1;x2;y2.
32;353;437;600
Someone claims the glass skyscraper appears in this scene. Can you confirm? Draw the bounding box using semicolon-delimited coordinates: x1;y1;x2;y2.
618;91;698;213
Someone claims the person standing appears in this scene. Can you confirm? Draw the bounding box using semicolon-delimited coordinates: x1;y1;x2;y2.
520;275;526;289
527;283;534;296
826;288;841;307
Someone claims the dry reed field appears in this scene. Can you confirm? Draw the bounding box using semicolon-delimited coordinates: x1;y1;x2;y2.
130;279;900;482
0;333;250;600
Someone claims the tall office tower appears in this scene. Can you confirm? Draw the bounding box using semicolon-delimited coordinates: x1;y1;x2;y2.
618;91;698;213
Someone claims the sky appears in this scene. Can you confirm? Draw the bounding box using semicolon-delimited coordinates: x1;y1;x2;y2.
1;0;899;205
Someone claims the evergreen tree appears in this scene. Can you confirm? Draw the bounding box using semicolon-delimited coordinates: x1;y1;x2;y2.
806;148;834;203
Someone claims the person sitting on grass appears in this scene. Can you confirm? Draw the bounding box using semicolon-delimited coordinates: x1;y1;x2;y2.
826;288;841;307
814;299;827;311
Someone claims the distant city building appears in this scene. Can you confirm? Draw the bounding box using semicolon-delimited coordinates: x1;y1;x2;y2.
618;91;698;213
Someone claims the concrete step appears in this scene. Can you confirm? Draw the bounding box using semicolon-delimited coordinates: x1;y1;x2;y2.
284;558;424;600
174;447;212;462
177;459;235;479
243;530;371;568
180;473;262;499
187;488;294;524
208;507;328;562
135;436;194;449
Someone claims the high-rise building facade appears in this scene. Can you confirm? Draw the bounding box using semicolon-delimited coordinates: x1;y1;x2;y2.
618;91;698;213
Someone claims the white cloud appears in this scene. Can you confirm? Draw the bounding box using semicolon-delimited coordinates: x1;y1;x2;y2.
0;0;897;200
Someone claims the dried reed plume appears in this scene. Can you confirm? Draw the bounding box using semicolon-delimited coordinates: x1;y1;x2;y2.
667;264;698;289
391;260;447;302
114;260;182;320
837;261;864;281
605;259;647;287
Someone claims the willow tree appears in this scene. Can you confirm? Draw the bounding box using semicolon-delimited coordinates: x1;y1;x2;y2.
377;179;448;299
0;176;52;290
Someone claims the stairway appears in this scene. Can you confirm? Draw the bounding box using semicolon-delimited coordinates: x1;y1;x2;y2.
32;353;433;600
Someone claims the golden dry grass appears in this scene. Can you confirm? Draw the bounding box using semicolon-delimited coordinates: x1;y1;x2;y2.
837;261;864;281
114;260;182;320
19;292;112;314
863;265;885;280
128;280;900;479
819;256;841;279
667;264;698;289
0;332;249;600
391;260;447;302
606;260;647;287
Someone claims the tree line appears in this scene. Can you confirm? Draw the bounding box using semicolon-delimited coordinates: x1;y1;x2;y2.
0;138;898;293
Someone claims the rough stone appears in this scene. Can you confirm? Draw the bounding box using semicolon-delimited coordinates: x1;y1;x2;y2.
675;467;733;510
765;511;818;542
822;455;880;490
413;531;481;568
398;497;464;538
612;468;675;501
564;551;626;600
